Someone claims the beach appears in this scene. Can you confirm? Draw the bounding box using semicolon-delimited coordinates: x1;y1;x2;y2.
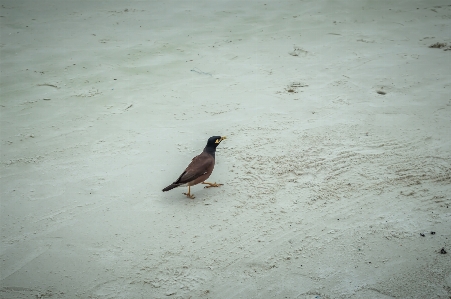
1;1;450;298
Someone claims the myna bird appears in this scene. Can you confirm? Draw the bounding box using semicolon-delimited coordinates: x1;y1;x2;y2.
162;136;226;199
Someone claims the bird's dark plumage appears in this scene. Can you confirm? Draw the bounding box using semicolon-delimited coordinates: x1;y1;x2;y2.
162;136;226;198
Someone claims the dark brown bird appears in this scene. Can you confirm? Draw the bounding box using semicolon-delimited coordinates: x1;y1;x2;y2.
162;136;226;199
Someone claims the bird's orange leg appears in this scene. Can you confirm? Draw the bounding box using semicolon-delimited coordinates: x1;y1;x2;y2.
202;182;223;188
183;186;195;199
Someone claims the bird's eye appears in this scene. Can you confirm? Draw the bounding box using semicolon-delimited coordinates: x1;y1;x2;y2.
215;139;220;143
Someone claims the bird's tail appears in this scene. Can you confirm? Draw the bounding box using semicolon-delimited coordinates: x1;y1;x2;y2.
162;184;179;192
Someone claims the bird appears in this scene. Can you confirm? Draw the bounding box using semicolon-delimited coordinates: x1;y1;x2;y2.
162;136;226;199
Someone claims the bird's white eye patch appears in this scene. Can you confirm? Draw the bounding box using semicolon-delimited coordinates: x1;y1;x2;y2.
215;139;220;143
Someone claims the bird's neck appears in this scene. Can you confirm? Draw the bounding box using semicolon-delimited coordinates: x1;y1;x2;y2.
204;146;216;157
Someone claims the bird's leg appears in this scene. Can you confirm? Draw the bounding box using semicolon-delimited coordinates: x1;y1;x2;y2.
183;186;195;199
202;181;223;188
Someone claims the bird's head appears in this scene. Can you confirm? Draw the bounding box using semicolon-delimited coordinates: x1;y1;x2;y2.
206;136;226;148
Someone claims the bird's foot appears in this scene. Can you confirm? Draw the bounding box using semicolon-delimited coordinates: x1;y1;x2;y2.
202;182;223;188
183;192;195;199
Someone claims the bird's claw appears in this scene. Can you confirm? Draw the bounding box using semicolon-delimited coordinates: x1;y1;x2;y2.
183;193;195;199
203;182;223;188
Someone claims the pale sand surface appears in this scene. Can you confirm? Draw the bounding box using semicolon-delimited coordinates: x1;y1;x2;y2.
1;1;451;298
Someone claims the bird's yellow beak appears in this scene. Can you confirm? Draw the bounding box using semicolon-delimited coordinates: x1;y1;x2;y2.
215;136;227;144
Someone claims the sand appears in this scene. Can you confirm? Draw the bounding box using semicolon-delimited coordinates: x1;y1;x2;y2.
1;0;451;298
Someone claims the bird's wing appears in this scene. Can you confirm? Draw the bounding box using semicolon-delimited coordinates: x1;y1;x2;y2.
173;153;213;185
173;170;207;185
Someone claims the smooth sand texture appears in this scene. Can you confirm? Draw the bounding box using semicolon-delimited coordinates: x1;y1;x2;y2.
1;1;451;298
